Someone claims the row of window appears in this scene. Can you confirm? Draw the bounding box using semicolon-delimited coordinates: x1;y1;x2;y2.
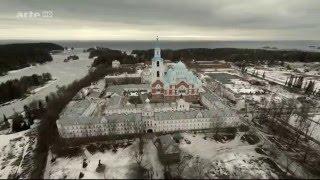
62;122;211;138
64;120;211;133
64;117;212;131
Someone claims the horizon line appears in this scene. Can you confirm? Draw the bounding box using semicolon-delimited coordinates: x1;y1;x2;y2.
0;39;319;42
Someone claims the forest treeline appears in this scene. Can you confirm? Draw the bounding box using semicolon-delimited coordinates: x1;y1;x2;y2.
90;47;320;66
0;43;64;75
0;73;52;104
132;48;320;64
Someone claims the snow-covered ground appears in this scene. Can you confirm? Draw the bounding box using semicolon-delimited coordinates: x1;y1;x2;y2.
0;49;93;119
46;145;135;179
289;114;320;142
44;130;293;179
225;79;265;94
129;92;139;97
0;130;37;179
45;138;164;179
30;79;57;94
246;66;320;91
177;133;286;179
104;72;141;79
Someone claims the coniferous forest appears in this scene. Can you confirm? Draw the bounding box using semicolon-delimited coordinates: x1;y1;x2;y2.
0;73;52;104
0;43;64;75
90;47;139;67
132;48;320;64
90;47;320;67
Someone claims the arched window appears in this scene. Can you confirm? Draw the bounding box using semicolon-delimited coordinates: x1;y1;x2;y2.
157;71;160;77
157;61;160;67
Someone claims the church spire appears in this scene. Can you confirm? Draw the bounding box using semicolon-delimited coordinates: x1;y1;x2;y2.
155;36;159;46
153;36;161;59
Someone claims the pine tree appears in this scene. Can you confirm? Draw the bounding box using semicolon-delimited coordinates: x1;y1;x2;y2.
305;81;315;95
311;81;315;93
12;113;26;132
39;100;45;113
296;76;304;89
285;77;288;86
45;95;50;103
287;75;293;87
3;114;8;123
305;81;310;94
23;105;32;124
292;76;297;88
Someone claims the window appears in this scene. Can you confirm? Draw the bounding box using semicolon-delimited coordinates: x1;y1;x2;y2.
157;71;160;77
157;61;160;67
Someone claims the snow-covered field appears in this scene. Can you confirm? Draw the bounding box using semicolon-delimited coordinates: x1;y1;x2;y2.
175;132;286;179
30;79;57;94
46;145;135;179
225;79;265;94
246;66;320;91
45;138;164;179
0;130;37;179
45;131;289;179
247;67;289;86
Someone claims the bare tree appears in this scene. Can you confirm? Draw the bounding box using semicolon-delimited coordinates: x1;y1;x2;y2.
176;154;192;178
301;123;317;163
193;156;204;178
210;115;224;136
292;101;311;146
130;145;149;178
133;118;146;135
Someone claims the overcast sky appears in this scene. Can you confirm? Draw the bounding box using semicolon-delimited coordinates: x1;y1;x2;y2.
0;0;319;40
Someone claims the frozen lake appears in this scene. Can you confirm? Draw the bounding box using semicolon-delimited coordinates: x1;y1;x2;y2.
0;49;94;120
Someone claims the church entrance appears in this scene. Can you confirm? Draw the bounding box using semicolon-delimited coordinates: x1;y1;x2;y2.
147;129;153;133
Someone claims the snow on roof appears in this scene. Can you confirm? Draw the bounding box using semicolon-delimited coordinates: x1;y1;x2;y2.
102;113;141;123
58;99;101;126
106;84;149;95
61;98;91;117
154;110;214;121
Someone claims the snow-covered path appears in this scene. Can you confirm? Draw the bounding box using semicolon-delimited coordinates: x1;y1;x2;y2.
144;139;164;179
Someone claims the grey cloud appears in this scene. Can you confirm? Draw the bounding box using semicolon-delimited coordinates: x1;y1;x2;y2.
0;0;319;40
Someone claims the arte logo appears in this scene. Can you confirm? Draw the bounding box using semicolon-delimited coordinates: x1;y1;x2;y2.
16;10;54;19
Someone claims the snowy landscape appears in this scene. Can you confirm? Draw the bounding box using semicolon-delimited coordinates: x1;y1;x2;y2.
0;45;319;179
45;130;290;179
1;0;320;179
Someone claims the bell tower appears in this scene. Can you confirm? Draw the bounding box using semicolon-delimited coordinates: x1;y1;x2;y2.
151;37;165;82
